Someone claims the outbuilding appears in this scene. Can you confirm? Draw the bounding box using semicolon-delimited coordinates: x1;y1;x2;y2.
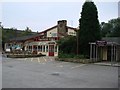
89;37;120;62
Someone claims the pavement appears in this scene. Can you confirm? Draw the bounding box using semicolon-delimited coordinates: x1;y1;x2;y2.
93;62;120;67
2;56;119;88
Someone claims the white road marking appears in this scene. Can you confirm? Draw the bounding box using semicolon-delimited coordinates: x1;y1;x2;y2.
24;58;27;60
71;64;86;69
31;58;33;61
50;59;53;61
42;63;45;64
58;62;70;65
43;57;47;62
57;65;63;67
17;59;23;61
48;57;53;61
38;58;40;63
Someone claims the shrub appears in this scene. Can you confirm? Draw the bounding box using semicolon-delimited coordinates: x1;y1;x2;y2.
58;52;88;59
58;52;75;58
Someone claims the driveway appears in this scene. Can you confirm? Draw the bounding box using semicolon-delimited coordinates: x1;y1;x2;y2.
2;56;118;88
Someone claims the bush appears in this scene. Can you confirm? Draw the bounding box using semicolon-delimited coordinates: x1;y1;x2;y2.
58;53;75;58
74;55;85;59
58;52;88;59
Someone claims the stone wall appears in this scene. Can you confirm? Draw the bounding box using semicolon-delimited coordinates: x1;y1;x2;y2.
55;58;94;64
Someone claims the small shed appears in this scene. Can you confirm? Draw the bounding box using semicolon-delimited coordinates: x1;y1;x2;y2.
89;37;120;62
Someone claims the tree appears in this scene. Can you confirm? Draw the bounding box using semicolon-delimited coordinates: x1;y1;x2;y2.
100;22;112;37
2;27;36;51
79;1;101;56
101;18;120;37
22;27;32;36
57;36;77;54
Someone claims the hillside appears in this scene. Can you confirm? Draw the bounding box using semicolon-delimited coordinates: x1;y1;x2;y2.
1;27;37;50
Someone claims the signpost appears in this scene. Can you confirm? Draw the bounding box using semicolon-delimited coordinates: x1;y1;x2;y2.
96;41;107;46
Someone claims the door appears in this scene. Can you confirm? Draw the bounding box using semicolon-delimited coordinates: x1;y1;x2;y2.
49;45;54;56
33;45;37;54
107;46;111;61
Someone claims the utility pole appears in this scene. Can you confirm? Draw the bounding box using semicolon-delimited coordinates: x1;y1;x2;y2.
76;28;79;55
0;22;1;28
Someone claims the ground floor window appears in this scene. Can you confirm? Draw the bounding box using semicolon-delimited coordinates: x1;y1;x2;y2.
43;45;45;52
38;46;40;51
24;43;58;56
38;45;42;52
29;46;32;51
55;45;57;52
46;45;48;52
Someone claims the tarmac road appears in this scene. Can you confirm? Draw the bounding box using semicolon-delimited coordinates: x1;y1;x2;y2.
2;56;118;88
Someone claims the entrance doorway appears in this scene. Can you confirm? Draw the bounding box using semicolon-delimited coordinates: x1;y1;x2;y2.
33;45;37;54
107;46;111;61
49;45;54;56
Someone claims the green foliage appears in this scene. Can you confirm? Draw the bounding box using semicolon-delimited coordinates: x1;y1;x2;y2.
58;51;88;59
74;54;89;59
57;35;77;54
2;27;36;50
111;25;120;37
58;52;75;58
101;18;120;37
79;1;101;56
2;27;35;42
22;27;32;36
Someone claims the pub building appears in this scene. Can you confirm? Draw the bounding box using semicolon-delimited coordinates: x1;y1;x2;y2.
89;37;120;62
5;20;77;56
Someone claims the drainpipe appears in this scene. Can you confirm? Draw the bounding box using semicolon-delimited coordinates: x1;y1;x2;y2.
90;43;92;62
111;44;113;66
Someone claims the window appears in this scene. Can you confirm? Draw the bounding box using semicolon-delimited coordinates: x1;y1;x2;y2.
29;46;32;51
40;46;42;52
43;45;45;52
34;46;37;51
55;45;57;52
51;33;57;37
27;46;29;50
46;46;48;52
38;46;40;51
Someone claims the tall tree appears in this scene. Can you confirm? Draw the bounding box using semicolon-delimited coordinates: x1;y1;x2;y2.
101;18;120;37
79;1;101;56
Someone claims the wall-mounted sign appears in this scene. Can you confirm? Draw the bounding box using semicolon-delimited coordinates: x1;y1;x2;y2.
48;42;55;44
96;41;107;46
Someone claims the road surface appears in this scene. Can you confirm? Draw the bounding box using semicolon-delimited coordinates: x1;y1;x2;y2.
2;56;118;88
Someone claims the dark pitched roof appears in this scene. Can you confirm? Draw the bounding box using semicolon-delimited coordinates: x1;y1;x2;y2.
102;37;120;44
8;25;77;42
9;34;43;42
39;25;57;34
38;25;77;34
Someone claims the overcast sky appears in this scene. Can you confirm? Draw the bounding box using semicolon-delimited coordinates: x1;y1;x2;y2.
1;0;119;32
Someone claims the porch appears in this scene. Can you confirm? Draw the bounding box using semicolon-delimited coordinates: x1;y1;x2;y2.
89;41;120;63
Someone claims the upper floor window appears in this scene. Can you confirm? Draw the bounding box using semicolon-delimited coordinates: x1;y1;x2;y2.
69;32;76;35
51;33;57;37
